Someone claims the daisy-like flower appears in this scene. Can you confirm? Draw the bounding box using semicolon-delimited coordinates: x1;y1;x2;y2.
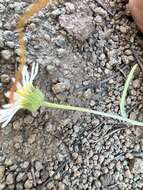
0;63;44;128
1;63;143;129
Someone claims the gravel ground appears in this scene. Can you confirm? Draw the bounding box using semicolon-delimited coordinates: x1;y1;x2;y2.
0;0;143;189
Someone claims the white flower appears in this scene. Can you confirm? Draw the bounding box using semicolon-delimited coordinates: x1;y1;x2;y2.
0;63;44;128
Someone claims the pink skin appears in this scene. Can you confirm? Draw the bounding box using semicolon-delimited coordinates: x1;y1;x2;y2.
128;0;143;32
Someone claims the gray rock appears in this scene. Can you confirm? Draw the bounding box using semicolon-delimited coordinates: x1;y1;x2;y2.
93;7;108;17
35;161;43;171
16;172;25;182
0;30;4;48
52;82;66;94
46;65;55;74
1;49;12;60
0;40;4;48
28;134;36;144
129;112;137;120
51;9;63;18
43;34;50;42
58;182;65;190
13;119;23;130
95;180;101;188
10;163;17;171
3;31;15;41
0;165;5;179
84;89;92;99
54;172;60;180
35;170;40;178
46;181;55;189
54;35;66;48
20;161;29;169
100;174;114;187
94;15;103;25
132;158;143;174
13;2;26;12
0;3;5;13
120;26;129;33
5;159;13;166
16;183;23;190
7;184;15;190
132;79;140;89
6;41;15;48
65;2;75;13
0;183;6;190
72;152;79;160
57;48;67;58
24;115;34;124
24;179;33;189
59;13;94;41
1;74;10;83
6;173;14;185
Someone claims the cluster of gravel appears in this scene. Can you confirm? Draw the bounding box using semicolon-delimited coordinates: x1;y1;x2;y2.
0;0;143;189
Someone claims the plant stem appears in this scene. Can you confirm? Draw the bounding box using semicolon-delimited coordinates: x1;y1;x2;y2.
120;64;138;118
43;101;143;127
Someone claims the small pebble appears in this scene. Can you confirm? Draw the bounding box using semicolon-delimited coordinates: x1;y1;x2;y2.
0;165;5;179
52;82;66;94
24;179;33;189
6;173;14;185
35;161;43;171
1;49;12;60
58;182;65;190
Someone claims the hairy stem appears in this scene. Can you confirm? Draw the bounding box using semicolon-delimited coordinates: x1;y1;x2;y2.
43;101;143;127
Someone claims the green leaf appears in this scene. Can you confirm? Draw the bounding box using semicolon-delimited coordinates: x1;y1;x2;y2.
120;64;138;118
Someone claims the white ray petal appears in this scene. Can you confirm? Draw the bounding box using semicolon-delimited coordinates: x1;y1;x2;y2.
30;62;35;83
30;63;38;82
0;116;10;123
0;109;12;116
0;108;14;117
0;108;16;118
16;82;23;90
22;66;28;87
5;91;10;98
25;67;30;84
1;109;18;128
12;77;15;82
0;103;19;115
33;63;38;79
2;104;13;108
0;106;19;128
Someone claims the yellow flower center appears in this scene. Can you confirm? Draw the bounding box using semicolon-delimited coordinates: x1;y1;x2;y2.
16;84;33;97
18;86;44;112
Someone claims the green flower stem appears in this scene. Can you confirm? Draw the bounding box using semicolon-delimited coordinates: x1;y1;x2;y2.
120;64;138;118
43;101;143;127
